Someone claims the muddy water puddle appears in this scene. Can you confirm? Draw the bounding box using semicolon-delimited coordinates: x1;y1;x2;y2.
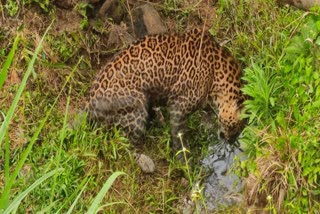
202;143;246;211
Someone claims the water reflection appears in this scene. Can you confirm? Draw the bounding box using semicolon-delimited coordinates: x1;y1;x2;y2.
202;143;246;210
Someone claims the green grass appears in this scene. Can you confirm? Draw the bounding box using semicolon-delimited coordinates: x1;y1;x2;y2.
0;25;127;213
0;35;19;90
223;2;320;213
1;0;320;213
0;23;53;209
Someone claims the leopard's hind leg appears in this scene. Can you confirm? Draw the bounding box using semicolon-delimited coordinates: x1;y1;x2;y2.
168;99;189;155
88;91;148;141
117;98;148;144
90;92;155;173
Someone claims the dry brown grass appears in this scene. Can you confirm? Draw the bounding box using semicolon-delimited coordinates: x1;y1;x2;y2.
244;127;309;212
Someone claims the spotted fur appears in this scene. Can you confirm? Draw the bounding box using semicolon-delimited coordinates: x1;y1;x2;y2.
85;29;246;151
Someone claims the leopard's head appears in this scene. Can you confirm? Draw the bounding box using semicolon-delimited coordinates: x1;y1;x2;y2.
217;99;246;144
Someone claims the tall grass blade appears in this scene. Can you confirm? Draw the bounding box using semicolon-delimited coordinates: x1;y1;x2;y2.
55;177;89;213
0;22;52;149
0;22;58;208
4;134;10;185
37;200;59;214
0;97;60;207
98;202;129;209
0;35;20;90
2;168;63;214
49;56;83;206
65;180;89;214
86;171;126;214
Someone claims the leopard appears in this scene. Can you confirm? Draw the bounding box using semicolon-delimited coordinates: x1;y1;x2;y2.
85;28;246;160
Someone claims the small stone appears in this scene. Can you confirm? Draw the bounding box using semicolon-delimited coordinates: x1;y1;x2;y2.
132;4;167;38
134;153;156;173
98;0;126;24
107;24;135;49
53;0;77;10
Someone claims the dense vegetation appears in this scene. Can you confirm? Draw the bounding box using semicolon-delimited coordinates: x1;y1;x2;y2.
0;0;319;213
239;6;320;213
